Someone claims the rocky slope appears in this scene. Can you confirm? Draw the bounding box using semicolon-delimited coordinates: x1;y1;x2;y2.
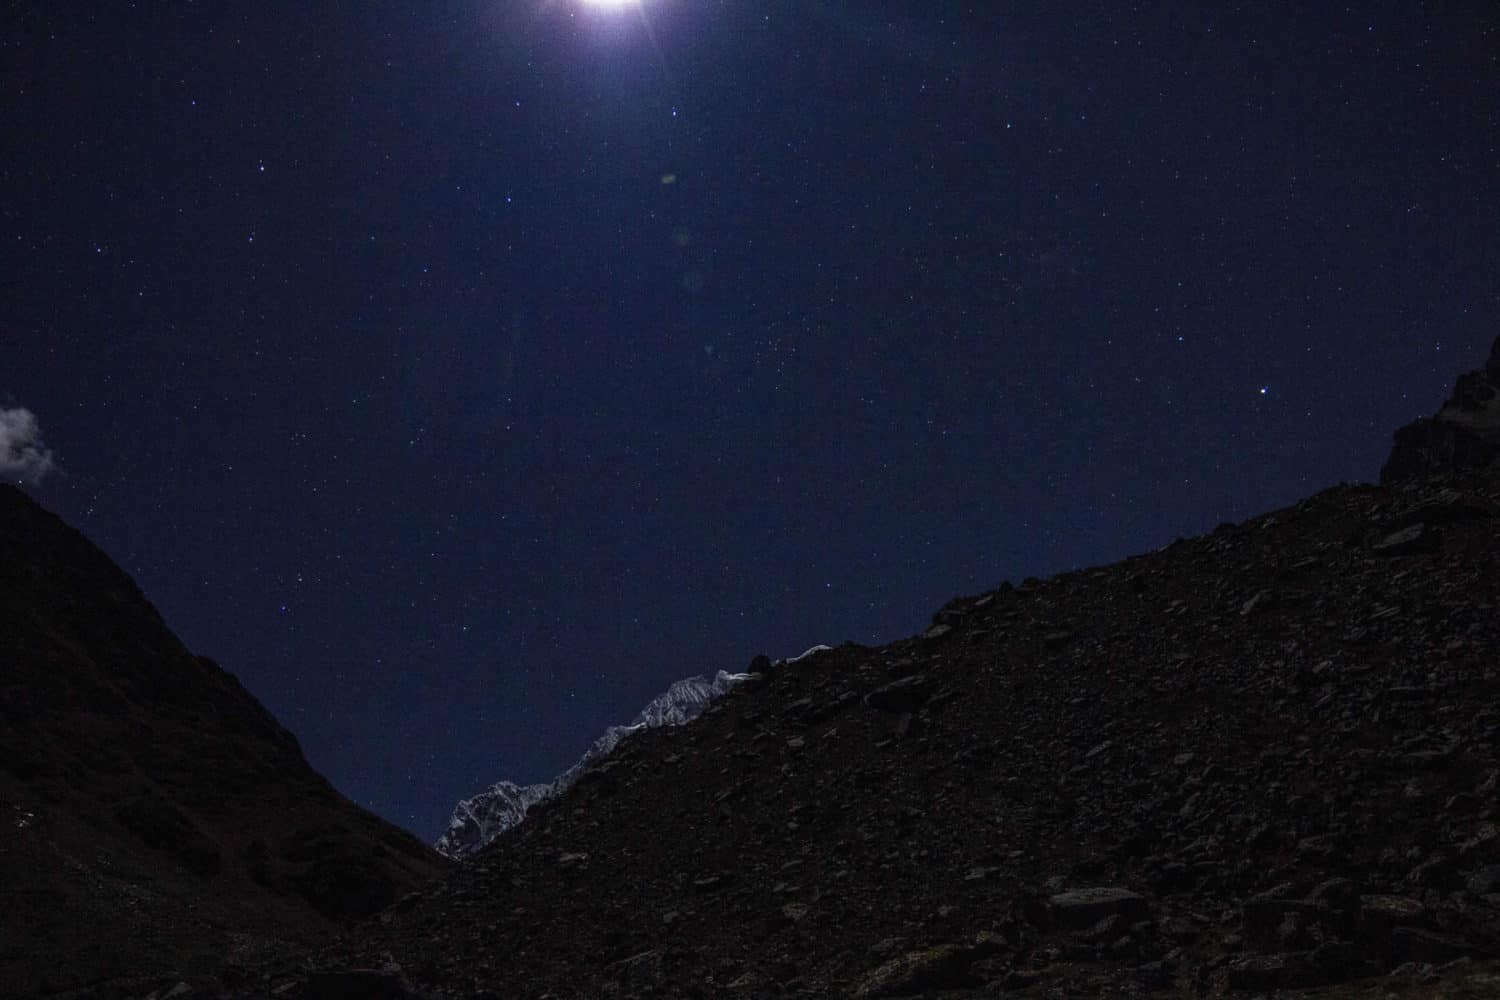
17;339;1500;999
0;485;448;999
437;670;755;859
1383;338;1500;482
226;342;1500;997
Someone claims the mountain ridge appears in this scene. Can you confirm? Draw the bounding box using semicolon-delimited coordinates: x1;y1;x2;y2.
436;668;753;858
10;338;1500;997
259;337;1500;998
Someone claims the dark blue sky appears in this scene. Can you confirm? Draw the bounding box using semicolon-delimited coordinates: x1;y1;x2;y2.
5;3;1496;839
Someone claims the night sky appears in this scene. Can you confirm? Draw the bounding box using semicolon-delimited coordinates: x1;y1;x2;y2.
5;4;1496;840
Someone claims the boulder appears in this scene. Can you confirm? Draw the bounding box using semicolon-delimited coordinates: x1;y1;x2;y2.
865;675;935;714
1046;887;1149;931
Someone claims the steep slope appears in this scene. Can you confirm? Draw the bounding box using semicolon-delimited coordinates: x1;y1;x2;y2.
437;669;752;859
1383;337;1500;482
258;343;1500;998
285;474;1500;998
0;485;447;998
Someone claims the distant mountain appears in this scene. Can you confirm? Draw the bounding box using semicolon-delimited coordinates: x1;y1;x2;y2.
1383;336;1500;482
436;779;555;860
0;485;447;998
436;668;756;858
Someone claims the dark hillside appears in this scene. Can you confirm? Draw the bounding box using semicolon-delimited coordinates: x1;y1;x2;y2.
285;463;1500;993
0;485;447;999
13;341;1500;998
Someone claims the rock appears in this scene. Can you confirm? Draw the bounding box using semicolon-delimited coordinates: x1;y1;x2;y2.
1407;852;1460;890
1390;928;1488;964
885;657;921;679
853;944;979;998
1135;958;1175;990
613;950;666;990
1307;940;1368;985
1384;493;1495;530
1084;913;1124;942
1046;887;1149;931
781;902;810;923
1461;822;1500;859
1225;952;1308;991
1354;895;1464;968
1357;894;1428;939
1392;929;1488;965
1305;878;1360;937
1241;894;1318;949
1083;740;1114;760
1002;968;1044;991
865;675;935;713
1382;336;1500;482
302;970;415;1000
1466;865;1500;895
1306;877;1360;913
1372;523;1442;556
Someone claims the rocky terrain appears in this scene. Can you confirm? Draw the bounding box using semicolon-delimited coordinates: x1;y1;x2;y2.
10;340;1500;999
0;485;447;999
220;341;1500;997
255;470;1500;999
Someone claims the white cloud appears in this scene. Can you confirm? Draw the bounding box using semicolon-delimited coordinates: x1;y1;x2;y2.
0;407;57;483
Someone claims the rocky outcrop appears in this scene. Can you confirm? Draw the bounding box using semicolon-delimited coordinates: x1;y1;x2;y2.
20;342;1500;997
1382;336;1500;482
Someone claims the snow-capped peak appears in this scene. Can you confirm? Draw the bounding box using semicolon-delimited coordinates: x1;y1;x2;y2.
434;664;777;860
436;780;553;858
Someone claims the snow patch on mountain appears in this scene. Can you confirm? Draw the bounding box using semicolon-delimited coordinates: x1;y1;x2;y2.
436;666;765;859
781;644;832;665
437;780;553;860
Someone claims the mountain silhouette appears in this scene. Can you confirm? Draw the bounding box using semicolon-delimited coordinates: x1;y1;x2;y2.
280;338;1500;997
9;341;1500;997
0;485;446;998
